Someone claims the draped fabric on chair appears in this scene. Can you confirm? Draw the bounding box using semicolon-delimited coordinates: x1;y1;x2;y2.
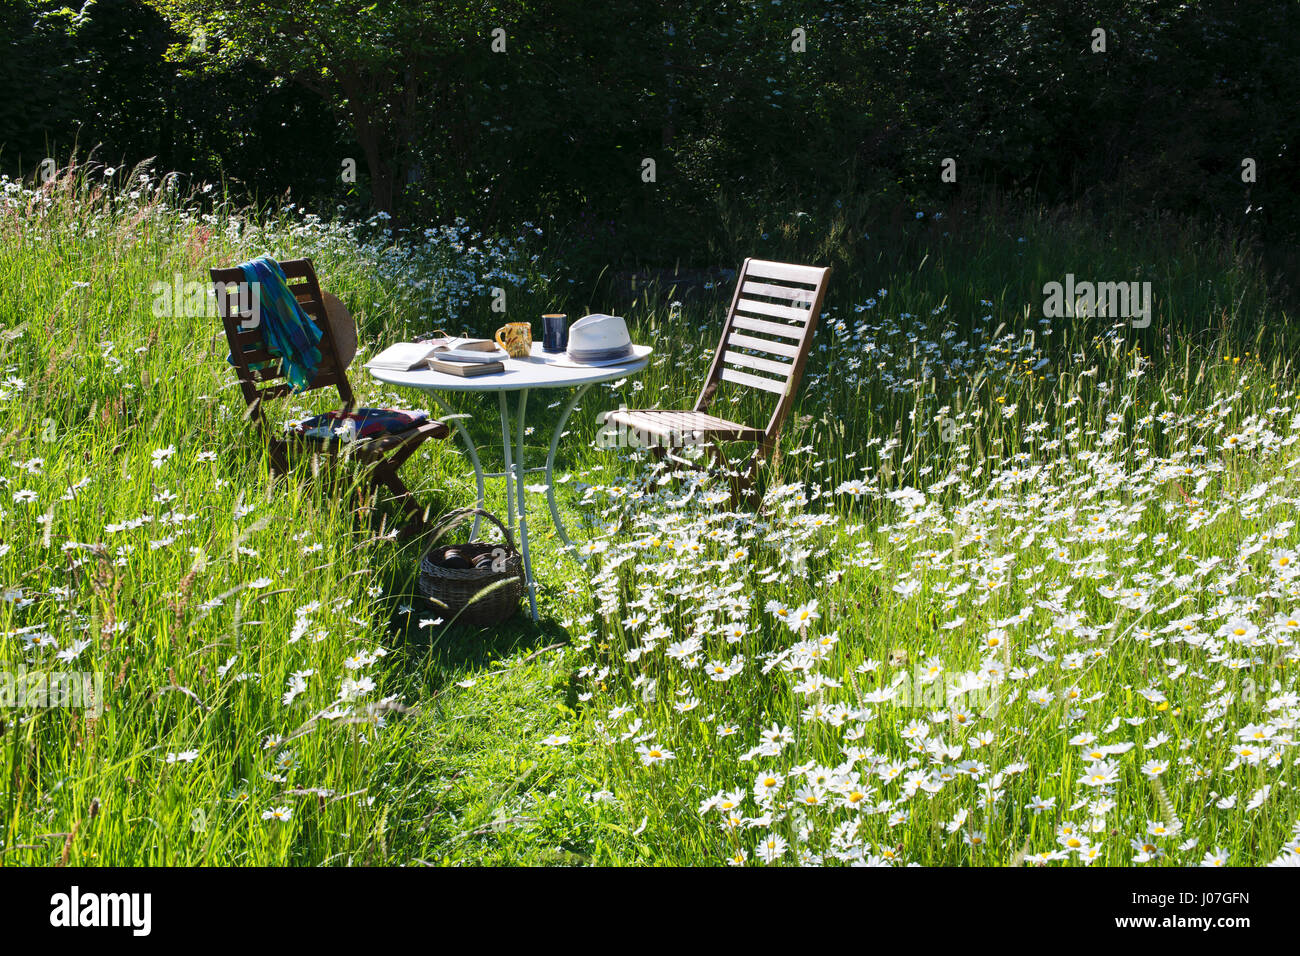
210;257;451;533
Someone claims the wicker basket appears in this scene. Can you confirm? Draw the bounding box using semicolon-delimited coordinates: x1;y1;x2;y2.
419;508;525;627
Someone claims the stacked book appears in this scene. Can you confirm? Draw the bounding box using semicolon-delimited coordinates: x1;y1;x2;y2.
366;337;506;377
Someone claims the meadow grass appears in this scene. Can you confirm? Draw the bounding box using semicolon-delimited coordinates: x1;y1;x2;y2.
1;165;1297;865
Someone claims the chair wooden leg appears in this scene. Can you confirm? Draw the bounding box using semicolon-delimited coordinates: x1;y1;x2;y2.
385;434;424;470
372;465;427;536
359;431;434;537
738;439;777;508
271;428;437;538
650;444;672;485
653;436;709;494
733;463;762;508
699;440;743;507
268;439;291;477
712;441;774;510
390;436;434;533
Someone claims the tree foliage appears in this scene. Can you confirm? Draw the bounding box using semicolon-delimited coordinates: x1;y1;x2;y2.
4;0;1297;262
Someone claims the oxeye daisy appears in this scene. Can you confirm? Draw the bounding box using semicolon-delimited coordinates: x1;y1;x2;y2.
753;770;784;802
787;599;820;631
636;743;674;766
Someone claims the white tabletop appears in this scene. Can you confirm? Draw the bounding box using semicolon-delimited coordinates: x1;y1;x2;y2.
367;342;652;393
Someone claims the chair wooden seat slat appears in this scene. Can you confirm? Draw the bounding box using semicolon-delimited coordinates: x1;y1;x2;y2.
744;258;828;284
210;256;449;533
721;349;793;377
719;366;789;395
611;409;763;442
740;279;820;304
734;297;814;323
728;313;808;340
604;256;830;504
726;330;802;359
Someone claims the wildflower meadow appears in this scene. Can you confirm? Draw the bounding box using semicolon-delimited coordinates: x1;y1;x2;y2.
2;163;1297;875
2;12;1299;929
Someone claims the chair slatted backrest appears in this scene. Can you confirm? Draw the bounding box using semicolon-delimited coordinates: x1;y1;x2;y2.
696;258;830;437
210;257;353;421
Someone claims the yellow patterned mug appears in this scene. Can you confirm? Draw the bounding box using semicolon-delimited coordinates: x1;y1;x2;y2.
495;321;532;358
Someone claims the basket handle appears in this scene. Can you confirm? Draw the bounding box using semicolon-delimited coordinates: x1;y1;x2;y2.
425;507;517;552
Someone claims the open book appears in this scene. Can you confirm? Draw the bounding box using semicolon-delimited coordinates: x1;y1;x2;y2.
366;337;498;371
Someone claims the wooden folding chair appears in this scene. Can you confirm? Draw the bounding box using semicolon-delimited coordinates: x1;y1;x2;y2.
210;257;450;533
604;258;830;505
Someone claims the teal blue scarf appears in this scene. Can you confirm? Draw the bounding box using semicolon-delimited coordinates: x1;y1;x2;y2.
228;256;324;392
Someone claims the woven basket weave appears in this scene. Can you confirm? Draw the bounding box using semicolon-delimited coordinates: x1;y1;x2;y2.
419;508;525;627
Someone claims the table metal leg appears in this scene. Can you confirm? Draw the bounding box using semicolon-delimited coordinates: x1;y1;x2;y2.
429;393;484;541
545;382;591;552
514;388;538;620
498;391;515;532
424;383;597;624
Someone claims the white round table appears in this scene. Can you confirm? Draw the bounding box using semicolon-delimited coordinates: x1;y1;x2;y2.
369;342;652;620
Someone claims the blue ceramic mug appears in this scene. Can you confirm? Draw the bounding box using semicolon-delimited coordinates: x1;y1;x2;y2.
542;313;569;353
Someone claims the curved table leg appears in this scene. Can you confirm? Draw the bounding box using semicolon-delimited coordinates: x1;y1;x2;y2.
545;382;591;553
514;388;538;620
498;391;515;532
429;392;484;541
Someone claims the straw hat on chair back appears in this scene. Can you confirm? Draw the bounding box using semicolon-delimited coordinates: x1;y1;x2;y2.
320;292;358;370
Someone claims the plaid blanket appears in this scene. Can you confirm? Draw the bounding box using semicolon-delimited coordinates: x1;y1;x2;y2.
296;408;429;443
228;256;323;392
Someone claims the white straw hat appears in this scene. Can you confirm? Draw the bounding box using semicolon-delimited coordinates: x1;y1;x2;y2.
548;314;652;367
